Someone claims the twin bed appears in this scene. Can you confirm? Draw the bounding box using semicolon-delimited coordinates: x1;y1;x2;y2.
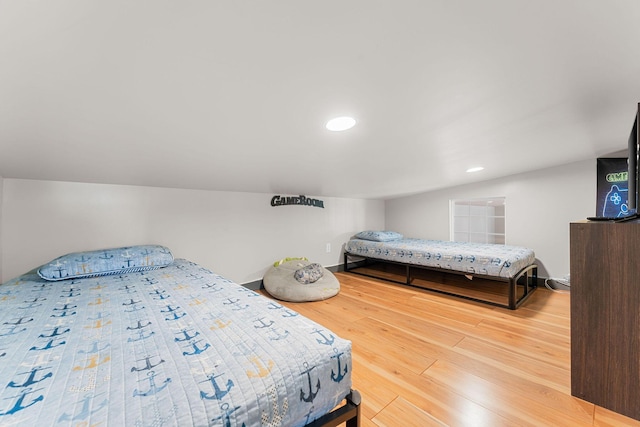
0;245;359;427
344;231;538;310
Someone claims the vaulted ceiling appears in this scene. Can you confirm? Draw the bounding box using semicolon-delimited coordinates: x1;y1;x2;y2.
1;1;639;199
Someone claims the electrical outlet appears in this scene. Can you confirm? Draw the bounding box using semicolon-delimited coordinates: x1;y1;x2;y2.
326;243;331;253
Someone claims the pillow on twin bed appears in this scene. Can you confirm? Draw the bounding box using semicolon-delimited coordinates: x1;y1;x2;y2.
37;245;174;281
354;230;403;242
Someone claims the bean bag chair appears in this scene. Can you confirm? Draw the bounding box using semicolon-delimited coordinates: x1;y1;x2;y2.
263;258;340;302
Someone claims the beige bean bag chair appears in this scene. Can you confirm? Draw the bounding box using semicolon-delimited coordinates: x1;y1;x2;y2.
263;258;340;302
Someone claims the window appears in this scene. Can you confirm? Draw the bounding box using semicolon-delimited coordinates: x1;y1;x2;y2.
450;197;506;244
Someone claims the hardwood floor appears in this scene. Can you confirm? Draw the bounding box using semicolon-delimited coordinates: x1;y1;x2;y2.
264;272;640;427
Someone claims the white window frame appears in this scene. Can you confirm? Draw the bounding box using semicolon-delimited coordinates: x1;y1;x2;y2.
449;197;506;244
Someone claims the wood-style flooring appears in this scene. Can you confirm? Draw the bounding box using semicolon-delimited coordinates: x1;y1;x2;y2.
263;272;640;427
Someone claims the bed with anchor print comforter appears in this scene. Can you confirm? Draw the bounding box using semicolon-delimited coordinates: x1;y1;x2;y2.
345;237;536;278
0;258;352;426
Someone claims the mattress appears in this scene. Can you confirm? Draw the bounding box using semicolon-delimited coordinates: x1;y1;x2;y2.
0;259;352;426
345;238;536;279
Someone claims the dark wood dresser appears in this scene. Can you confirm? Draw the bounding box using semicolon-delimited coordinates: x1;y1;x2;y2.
570;219;640;421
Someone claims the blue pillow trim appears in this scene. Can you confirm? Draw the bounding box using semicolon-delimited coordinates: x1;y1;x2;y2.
37;245;174;281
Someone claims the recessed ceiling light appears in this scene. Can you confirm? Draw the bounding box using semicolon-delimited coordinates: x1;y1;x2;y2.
326;116;356;132
466;166;484;173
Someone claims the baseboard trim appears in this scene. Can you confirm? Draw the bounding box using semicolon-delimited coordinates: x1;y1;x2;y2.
242;279;263;291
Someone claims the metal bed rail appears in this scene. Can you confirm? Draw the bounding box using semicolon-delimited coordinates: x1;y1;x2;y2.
344;252;537;310
308;389;361;427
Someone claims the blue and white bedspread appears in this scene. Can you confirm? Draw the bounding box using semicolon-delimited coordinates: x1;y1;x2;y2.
0;259;352;426
345;238;535;279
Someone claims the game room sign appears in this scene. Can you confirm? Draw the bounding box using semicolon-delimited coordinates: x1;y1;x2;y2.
271;195;325;208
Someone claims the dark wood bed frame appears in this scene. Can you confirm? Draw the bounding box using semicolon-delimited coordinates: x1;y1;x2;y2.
344;252;537;310
310;389;361;427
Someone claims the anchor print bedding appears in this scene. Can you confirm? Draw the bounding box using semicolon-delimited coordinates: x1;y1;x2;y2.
0;258;352;426
345;237;536;278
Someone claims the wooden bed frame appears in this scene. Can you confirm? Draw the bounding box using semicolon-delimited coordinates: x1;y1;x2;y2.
344;252;537;310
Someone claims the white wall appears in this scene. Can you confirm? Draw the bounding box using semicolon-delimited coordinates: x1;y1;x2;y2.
0;175;3;281
385;159;595;280
2;160;597;283
1;179;384;283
